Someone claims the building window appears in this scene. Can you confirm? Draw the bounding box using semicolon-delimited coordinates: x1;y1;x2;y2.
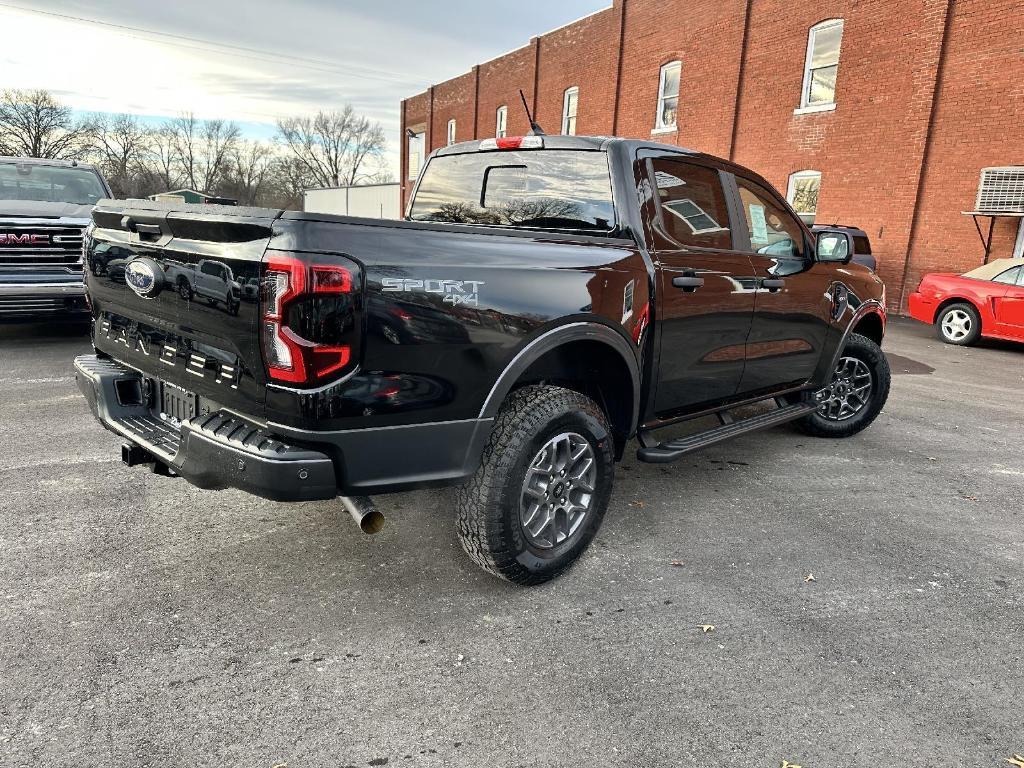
447;119;456;146
787;170;822;224
801;20;844;109
496;105;508;138
562;87;579;135
407;131;425;181
655;61;681;131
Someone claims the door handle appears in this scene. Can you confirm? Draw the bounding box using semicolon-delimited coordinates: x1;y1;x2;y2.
761;278;785;292
672;275;705;292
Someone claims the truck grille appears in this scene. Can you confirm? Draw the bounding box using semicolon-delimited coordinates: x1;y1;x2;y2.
0;225;84;268
0;295;87;316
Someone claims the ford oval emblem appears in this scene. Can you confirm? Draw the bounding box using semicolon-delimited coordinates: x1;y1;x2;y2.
125;259;162;299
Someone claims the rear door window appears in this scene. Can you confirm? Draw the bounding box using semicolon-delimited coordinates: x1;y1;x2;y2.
650;158;732;250
409;150;615;232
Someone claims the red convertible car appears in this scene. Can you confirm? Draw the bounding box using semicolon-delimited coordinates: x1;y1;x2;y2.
909;258;1024;345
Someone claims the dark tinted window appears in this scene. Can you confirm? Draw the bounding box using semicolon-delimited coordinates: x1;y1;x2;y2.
650;159;732;250
735;176;805;258
853;235;871;255
409;150;615;231
993;266;1022;285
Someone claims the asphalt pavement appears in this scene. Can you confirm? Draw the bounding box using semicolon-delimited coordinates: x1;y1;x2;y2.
1;317;1021;767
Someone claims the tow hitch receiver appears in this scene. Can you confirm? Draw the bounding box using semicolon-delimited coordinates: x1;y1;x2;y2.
121;442;150;467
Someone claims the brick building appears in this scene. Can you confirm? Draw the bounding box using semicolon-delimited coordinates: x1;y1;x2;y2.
400;0;1023;313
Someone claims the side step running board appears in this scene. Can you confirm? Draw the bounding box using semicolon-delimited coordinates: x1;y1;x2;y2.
636;401;817;464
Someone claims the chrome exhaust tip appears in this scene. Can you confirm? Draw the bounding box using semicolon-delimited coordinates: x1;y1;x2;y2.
340;495;385;535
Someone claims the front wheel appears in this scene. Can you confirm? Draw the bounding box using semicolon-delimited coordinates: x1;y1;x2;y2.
793;332;891;438
455;385;616;585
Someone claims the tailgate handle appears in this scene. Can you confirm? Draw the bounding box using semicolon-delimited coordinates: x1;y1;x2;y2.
121;217;163;237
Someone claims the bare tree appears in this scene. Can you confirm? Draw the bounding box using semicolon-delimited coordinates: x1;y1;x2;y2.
225;140;274;206
90;113;152;197
268;155;314;210
0;89;95;159
146;125;180;192
276;105;385;188
166;113;240;193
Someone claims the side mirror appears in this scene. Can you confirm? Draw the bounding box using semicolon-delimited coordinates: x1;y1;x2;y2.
815;230;853;264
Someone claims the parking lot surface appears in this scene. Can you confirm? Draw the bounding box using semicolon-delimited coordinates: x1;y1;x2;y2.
1;318;1021;767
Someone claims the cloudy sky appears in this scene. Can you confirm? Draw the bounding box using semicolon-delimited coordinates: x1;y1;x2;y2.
0;0;608;173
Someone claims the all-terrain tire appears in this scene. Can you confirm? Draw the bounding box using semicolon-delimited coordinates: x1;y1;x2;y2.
936;302;981;346
793;332;891;438
455;385;615;585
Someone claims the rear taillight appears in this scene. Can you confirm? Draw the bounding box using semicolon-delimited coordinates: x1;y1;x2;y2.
260;252;359;386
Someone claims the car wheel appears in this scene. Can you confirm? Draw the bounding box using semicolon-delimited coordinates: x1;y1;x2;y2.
936;303;981;346
455;385;615;585
177;280;192;301
793;332;891;439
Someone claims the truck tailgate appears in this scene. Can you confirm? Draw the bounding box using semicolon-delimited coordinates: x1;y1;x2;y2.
85;200;282;418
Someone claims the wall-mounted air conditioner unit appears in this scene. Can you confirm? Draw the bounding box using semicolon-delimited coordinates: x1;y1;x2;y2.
975;167;1024;214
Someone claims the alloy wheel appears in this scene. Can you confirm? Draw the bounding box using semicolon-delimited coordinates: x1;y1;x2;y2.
520;431;597;549
815;356;873;421
941;309;972;342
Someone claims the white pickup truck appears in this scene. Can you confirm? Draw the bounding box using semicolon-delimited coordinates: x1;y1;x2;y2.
163;258;241;314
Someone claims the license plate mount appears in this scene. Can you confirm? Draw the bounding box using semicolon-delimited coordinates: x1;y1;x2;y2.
159;381;198;423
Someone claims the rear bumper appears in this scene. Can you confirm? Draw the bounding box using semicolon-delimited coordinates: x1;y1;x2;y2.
74;354;493;500
74;354;338;502
907;292;935;324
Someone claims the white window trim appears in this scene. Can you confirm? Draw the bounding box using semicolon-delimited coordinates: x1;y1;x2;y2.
407;131;425;181
655;60;682;131
495;105;508;138
799;19;843;110
787;169;822;214
561;86;579;135
1014;219;1024;259
793;103;837;116
446;119;456;146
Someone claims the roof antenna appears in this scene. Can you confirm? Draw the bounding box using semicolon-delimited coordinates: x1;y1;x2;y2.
519;89;545;136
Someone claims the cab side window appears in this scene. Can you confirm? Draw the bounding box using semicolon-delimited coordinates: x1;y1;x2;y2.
993;266;1022;285
735;176;806;258
650;158;733;250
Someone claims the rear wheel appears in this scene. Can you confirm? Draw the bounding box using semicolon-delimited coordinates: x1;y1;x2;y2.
793;332;890;438
455;385;615;585
936;303;981;346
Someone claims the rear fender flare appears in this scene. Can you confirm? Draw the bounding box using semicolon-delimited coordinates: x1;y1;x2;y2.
479;321;642;435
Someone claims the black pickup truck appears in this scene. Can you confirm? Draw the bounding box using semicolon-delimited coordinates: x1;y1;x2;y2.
76;135;889;585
